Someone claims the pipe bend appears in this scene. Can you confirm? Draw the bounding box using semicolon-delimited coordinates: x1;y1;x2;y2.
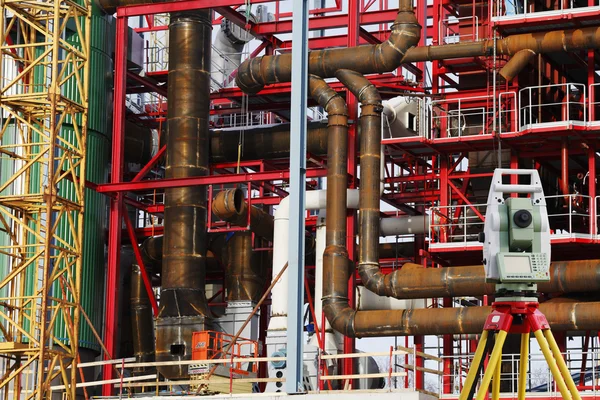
308;75;348;116
335;70;382;107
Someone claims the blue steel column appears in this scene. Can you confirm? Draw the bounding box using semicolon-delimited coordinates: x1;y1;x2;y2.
286;0;309;394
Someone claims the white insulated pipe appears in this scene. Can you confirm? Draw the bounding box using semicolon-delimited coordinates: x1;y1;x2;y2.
269;189;430;332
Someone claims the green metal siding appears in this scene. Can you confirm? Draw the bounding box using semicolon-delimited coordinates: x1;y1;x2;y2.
51;9;112;352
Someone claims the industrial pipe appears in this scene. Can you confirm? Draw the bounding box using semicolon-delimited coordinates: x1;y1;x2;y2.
336;70;386;301
223;232;266;303
210;123;329;162
124;120;156;166
499;49;536;81
403;25;600;63
156;10;213;379
211;188;274;240
130;264;155;371
235;0;420;93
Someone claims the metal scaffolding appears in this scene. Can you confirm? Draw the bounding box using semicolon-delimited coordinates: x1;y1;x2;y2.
0;0;91;398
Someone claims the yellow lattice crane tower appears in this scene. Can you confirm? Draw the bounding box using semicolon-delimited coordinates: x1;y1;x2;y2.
0;0;90;398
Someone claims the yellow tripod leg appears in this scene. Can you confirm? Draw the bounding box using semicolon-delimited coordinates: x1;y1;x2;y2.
518;332;529;400
475;330;508;400
533;329;573;400
459;330;489;400
544;329;582;400
492;350;501;400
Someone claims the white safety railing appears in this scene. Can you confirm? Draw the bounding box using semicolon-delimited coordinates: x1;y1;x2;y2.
492;0;600;21
519;83;586;130
47;348;440;397
429;203;487;249
588;83;600;127
429;194;595;250
440;16;479;44
545;194;593;239
498;91;518;134
429;93;517;139
438;350;600;398
213;110;275;129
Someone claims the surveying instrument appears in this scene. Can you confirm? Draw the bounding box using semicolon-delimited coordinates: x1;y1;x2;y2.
458;169;581;400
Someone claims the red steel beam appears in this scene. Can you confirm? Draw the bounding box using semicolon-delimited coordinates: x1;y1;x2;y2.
254;9;397;36
123;206;159;316
96;168;327;193
103;15;128;397
117;0;276;17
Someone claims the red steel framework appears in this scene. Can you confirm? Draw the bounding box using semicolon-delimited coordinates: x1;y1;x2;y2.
98;0;600;396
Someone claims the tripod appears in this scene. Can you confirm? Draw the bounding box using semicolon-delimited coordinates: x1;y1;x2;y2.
459;300;582;400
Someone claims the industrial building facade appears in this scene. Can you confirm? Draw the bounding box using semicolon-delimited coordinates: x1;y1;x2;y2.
0;0;599;399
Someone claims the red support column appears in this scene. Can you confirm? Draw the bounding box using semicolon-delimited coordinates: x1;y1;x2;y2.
414;335;424;390
589;147;596;236
442;297;453;394
102;15;128;397
343;0;360;382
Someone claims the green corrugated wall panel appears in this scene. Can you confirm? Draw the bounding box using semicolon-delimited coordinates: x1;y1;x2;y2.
80;130;110;350
52;9;112;352
0;124;17;340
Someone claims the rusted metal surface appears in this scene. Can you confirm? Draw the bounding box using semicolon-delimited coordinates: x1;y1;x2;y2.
124;120;155;165
337;70;387;300
356;260;600;299
326;300;600;337
403;26;600;63
210;123;329;163
499;49;536;81
130;264;156;372
308;76;354;340
211;188;274;240
236;0;420;93
223;232;267;302
156;11;213;379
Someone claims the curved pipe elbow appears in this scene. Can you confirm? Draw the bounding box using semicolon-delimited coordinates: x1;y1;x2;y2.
335;70;382;107
309;75;348;117
235;58;266;94
499;49;536;81
323;300;357;338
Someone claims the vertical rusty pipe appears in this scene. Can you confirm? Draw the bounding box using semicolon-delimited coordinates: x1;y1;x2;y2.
307;76;355;337
211;188;274;240
335;70;388;297
235;0;420;93
223;232;266;303
156;10;213;379
130;264;156;373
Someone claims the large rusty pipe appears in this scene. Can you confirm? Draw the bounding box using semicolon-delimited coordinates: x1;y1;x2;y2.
499;49;536;81
211;188;274;240
308;77;351;338
336;70;387;299
130;264;156;371
210;123;329;162
375;260;600;299
403;26;600;63
223;232;267;303
156;10;212;379
341;301;600;337
237;21;600;94
236;0;420;93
